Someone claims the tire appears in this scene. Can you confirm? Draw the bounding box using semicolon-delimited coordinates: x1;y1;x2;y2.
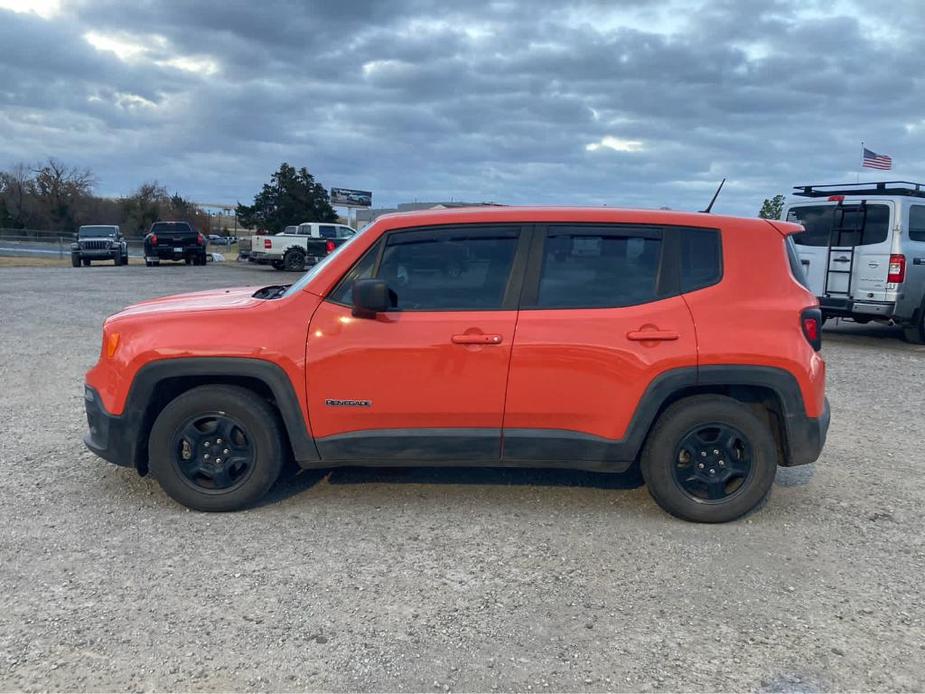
640;395;778;523
114;255;123;266
82;258;91;266
71;254;80;267
902;303;925;345
148;385;285;512
184;257;192;265
283;247;306;272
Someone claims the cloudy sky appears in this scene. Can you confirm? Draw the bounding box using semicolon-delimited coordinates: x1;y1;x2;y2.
1;0;923;215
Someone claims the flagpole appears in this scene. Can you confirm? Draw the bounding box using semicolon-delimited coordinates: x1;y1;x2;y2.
858;141;863;183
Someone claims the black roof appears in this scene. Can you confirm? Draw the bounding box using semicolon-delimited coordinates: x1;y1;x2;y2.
793;181;925;198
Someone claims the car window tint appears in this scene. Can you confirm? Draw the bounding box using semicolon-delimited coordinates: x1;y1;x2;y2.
680;228;722;292
319;226;338;239
377;228;519;310
910;206;925;242
534;228;662;308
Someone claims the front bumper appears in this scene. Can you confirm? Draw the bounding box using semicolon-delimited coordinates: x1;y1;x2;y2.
83;385;138;469
784;397;830;466
76;247;120;258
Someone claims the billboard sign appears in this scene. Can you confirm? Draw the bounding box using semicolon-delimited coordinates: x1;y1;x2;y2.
331;187;372;207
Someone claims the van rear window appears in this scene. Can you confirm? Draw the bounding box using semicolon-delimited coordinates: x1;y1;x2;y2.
787;203;889;247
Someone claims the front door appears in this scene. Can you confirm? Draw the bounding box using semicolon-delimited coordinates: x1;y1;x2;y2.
306;224;528;462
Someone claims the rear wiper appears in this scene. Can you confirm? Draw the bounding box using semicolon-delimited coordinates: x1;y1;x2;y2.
252;284;291;300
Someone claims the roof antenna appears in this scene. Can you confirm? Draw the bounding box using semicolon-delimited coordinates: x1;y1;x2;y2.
700;178;726;213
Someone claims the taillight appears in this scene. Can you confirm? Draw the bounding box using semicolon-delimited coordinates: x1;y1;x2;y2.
264;239;272;249
325;240;336;253
887;254;905;283
197;233;205;246
150;233;158;246
801;308;822;351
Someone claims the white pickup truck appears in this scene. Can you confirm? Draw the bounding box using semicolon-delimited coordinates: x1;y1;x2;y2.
249;222;357;271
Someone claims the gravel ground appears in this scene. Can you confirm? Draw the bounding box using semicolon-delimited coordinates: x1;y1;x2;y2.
1;263;923;692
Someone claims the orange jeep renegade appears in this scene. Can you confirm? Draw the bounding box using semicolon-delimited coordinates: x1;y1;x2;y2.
84;207;829;522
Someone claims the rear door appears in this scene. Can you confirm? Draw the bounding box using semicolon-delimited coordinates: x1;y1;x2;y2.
502;224;700;464
785;203;835;296
786;201;894;301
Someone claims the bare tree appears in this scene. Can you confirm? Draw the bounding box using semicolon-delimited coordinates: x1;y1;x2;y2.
31;158;97;230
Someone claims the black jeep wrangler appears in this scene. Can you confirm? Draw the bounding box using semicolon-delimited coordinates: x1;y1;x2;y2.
71;225;129;267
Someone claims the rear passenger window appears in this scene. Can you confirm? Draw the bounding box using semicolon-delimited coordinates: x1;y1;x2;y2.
378;227;520;311
910;206;925;242
680;228;722;292
319;225;337;239
533;227;662;308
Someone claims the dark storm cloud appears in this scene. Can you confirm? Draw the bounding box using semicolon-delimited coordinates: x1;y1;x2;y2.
2;0;924;213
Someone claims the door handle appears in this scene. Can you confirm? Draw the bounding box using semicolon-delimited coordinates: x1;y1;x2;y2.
626;330;679;341
452;334;503;345
832;257;851;263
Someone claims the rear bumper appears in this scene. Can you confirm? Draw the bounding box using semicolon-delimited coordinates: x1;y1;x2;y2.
83;385;138;468
820;296;895;318
785;397;830;466
249;251;277;264
146;247;205;261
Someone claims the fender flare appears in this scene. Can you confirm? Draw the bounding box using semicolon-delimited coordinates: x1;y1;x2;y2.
126;357;319;465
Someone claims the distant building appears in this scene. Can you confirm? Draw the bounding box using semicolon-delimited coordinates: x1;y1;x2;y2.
355;201;503;228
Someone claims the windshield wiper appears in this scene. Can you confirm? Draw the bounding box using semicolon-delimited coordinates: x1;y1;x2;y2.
252;284;291;300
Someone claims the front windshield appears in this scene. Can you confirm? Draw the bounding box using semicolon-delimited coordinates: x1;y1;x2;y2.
283;227;368;297
79;226;117;237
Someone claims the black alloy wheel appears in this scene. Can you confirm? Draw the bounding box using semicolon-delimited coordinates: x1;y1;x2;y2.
171;413;255;492
673;423;753;502
148;385;285;511
640;394;778;523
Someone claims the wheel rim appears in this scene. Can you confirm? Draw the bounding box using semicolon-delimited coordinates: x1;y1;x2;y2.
170;413;255;493
672;423;754;503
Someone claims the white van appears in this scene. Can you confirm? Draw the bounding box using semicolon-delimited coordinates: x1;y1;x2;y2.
783;181;925;343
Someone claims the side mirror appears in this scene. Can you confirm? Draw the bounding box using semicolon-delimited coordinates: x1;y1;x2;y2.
352;278;394;318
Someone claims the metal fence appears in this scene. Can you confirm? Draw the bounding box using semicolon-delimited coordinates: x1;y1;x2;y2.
0;229;148;259
0;228;236;259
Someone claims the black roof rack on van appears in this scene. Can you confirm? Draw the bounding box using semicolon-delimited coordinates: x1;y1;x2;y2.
793;181;925;198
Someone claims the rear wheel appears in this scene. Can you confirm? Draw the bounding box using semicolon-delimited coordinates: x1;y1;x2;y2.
903;303;925;344
148;385;285;512
641;395;778;523
283;247;306;272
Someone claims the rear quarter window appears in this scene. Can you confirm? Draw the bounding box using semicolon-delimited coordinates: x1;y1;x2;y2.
785;236;811;290
679;228;722;292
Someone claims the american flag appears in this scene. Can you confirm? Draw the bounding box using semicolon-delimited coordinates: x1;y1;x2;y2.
862;147;892;170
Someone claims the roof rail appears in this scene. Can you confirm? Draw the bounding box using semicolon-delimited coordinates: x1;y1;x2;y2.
793;181;925;198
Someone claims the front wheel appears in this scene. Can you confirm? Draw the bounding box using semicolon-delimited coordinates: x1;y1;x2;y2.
82;258;91;266
71;254;80;267
148;385;285;512
641;395;778;523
